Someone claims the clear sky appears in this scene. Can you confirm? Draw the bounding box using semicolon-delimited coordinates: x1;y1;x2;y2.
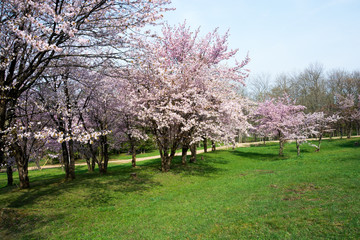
160;0;360;79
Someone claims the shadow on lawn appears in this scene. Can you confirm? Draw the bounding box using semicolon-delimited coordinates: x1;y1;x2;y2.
4;154;226;209
6;165;161;209
168;153;229;177
337;138;360;149
0;207;66;240
231;149;287;161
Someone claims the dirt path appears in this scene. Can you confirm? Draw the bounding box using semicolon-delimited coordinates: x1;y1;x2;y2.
26;142;253;171
7;135;360;172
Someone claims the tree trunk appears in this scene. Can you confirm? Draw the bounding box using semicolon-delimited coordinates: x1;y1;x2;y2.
190;143;196;163
67;140;76;179
340;127;343;139
279;139;284;156
318;135;322;151
238;130;242;143
161;155;171;172
296;140;300;156
60;141;75;180
85;156;92;172
91;157;96;171
6;165;13;186
347;122;352;138
61;141;71;179
203;138;207;153
130;141;136;167
13;143;30;189
278;131;284;156
17;163;30;189
99;135;109;174
87;143;97;172
211;141;216;151
181;146;188;165
159;143;177;172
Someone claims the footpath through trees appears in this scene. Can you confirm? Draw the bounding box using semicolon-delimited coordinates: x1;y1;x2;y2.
13;136;357;172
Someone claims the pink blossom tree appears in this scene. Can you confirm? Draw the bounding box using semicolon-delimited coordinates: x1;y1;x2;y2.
285;112;318;156
1;88;48;187
104;75;148;168
0;0;171;178
335;94;358;138
254;95;306;156
307;112;340;151
126;22;250;171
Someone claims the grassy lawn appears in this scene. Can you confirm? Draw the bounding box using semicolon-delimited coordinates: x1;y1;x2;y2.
0;138;359;239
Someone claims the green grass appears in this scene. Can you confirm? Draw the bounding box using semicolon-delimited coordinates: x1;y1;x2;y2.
1;138;359;239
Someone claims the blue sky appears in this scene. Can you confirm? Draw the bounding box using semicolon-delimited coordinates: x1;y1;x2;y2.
160;0;360;80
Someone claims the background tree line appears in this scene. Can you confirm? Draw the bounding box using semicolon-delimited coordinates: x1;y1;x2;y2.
247;63;360;136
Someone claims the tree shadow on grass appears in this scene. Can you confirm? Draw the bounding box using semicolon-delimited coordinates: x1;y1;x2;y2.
337;138;360;149
0;207;66;240
231;149;288;161
5;162;161;210
0;150;236;238
3;151;231;210
168;152;229;177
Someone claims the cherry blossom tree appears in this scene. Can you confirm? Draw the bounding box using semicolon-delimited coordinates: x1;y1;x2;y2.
5;88;50;188
103;75;148;168
254;95;306;156
335;94;358;138
307;112;340;151
126;22;250;171
0;0;172;177
34;67;111;180
286;112;318;156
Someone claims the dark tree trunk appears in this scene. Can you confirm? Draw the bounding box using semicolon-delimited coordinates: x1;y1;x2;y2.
99;135;109;174
67;139;76;179
161;155;171;172
61;141;71;179
17;163;30;189
318;135;322;151
211;141;216;151
159;143;176;172
190;143;197;163
296;140;300;156
13;143;30;189
203;138;208;153
91;157;96;171
279;140;284;156
131;151;136;168
85;156;92;172
1;97;13;187
347;122;352;138
6;165;13;186
181;146;188;165
87;143;97;172
278;131;284;156
130;140;136;168
340;127;343;139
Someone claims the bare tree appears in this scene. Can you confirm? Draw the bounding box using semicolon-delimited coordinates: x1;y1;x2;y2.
248;73;272;101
